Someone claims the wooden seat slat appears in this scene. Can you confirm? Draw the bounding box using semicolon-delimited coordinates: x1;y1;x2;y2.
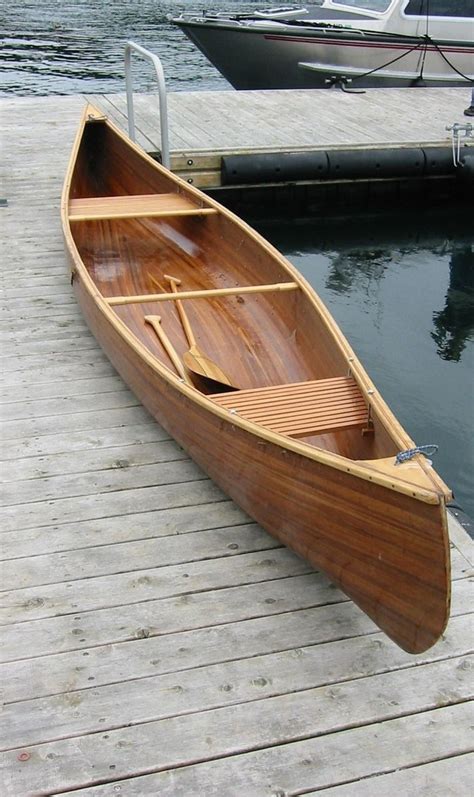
214;375;352;404
210;376;369;438
242;400;367;425
216;383;363;412
68;193;217;221
272;416;368;439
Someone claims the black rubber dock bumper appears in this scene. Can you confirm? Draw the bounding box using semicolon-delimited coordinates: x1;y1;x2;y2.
221;146;456;185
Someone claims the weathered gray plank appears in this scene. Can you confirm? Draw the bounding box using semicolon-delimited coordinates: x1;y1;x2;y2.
0;547;312;625
0;439;180;484
0;572;334;662
1;630;472;751
0;524;279;591
449;547;474;581
2;285;76;301
1;504;470;581
0;295;77;314
1;334;97;358
1;335;105;378
8;701;473;797
0;475;222;533
0;574;470;693
448;512;474;566
1;458;203;509
1;389;139;422
0;302;86;322
1;269;72;284
94;87;466;156
0;375;125;404
2;421;167;461
309;753;474;796
2;356;116;387
0;313;84;337
2;404;152;444
1;346;109;376
0;499;248;559
2;599;471;706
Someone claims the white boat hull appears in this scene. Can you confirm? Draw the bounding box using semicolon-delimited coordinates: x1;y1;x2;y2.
175;21;474;89
173;0;474;90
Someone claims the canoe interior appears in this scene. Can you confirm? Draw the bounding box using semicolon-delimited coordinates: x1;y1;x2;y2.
70;119;402;461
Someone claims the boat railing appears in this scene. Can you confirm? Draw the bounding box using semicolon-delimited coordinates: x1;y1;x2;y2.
124;41;170;169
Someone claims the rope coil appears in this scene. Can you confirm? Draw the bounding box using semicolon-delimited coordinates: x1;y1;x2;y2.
395;445;439;465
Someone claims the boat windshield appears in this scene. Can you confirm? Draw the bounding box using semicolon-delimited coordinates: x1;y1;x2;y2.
330;1;394;11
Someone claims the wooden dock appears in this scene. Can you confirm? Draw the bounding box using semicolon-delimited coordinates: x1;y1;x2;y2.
87;86;472;186
1;93;474;796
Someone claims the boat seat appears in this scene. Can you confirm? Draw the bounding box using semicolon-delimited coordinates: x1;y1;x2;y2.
210;376;369;438
68;193;218;221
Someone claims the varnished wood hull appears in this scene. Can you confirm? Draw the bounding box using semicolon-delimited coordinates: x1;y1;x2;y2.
62;106;452;653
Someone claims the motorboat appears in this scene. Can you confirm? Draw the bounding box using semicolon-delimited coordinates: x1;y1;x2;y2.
171;0;474;89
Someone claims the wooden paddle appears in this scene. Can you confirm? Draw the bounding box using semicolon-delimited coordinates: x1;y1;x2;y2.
144;315;192;385
162;274;236;390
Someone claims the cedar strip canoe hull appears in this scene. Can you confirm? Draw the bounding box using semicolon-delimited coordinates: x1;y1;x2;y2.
62;106;452;654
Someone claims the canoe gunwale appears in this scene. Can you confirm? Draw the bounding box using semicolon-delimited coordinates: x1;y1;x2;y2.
61;104;452;507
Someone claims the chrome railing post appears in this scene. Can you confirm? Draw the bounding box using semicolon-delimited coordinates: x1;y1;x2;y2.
124;41;171;169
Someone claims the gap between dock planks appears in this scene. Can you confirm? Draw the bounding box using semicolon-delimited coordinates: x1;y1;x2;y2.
1;93;473;797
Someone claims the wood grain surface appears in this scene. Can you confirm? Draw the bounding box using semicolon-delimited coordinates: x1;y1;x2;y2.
61;104;453;653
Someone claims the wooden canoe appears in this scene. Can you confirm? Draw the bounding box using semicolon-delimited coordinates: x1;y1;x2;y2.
62;105;452;654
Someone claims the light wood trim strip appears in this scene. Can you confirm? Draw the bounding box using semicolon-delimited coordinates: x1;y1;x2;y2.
68;192;217;221
106;282;299;306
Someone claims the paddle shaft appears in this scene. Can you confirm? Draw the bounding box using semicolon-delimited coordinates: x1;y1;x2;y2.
144;315;191;383
164;275;196;348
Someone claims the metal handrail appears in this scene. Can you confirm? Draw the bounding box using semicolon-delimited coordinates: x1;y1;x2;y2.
124;41;170;169
446;122;473;167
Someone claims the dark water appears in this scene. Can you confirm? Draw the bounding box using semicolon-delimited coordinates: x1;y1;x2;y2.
0;1;247;96
258;212;474;518
3;2;473;516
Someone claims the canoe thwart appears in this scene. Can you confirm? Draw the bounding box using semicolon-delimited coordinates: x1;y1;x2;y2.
106;282;299;306
68;193;217;221
211;376;369;438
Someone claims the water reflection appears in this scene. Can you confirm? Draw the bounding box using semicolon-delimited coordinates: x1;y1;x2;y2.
261;211;473;364
323;242;474;363
431;246;474;362
325;249;391;295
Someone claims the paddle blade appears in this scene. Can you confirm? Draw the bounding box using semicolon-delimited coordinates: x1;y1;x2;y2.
183;348;233;387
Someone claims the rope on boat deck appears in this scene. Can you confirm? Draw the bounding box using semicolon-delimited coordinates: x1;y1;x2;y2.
395;445;439;465
327;35;473;93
